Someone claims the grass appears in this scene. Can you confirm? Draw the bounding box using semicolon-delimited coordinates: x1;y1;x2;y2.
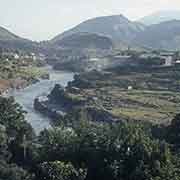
19;67;48;79
111;107;171;123
108;89;180;124
66;65;180;124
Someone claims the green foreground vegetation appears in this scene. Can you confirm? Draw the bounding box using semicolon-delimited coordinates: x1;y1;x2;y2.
1;96;180;180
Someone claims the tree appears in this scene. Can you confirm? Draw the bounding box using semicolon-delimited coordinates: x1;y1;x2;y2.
39;161;85;180
38;121;180;180
166;114;180;145
0;97;35;180
0;160;34;180
0;124;10;161
0;96;34;142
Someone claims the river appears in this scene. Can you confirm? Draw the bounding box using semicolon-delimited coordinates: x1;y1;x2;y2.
8;67;74;134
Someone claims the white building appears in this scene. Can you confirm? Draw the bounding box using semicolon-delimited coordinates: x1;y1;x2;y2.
163;56;173;66
14;54;20;60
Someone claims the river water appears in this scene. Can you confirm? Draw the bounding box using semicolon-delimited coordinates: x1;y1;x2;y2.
8;67;74;134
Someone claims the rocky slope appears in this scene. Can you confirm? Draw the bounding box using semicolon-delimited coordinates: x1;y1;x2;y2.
34;83;121;124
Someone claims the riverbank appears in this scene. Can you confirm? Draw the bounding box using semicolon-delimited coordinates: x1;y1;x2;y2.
34;67;180;126
0;58;50;95
7;69;74;134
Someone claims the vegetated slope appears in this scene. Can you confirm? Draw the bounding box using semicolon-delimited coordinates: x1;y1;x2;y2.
53;32;113;50
0;26;37;51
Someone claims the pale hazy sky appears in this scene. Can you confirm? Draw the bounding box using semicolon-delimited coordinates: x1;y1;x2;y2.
0;0;180;41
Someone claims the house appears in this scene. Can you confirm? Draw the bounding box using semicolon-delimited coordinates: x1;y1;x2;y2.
139;53;158;59
163;56;173;66
14;54;20;60
139;51;175;67
175;60;180;67
128;86;133;90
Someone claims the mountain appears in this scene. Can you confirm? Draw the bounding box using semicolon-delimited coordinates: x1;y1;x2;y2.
139;10;180;25
134;20;180;50
0;26;38;51
52;32;113;50
0;26;20;41
51;15;146;44
50;14;180;50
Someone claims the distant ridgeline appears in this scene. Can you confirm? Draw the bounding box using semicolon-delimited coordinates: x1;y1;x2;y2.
0;26;38;52
1;14;180;52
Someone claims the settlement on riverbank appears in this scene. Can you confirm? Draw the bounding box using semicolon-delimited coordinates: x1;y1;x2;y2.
0;54;49;95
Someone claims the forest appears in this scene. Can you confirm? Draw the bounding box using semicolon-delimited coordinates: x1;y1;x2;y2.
1;96;180;180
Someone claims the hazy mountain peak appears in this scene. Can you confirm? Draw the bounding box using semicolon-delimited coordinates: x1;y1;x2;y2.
134;19;180;50
51;14;145;45
139;10;180;25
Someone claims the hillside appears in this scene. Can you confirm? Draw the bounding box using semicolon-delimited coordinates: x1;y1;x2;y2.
134;20;180;50
0;26;37;51
2;14;180;51
51;14;180;50
53;32;113;50
51;15;146;44
0;26;20;41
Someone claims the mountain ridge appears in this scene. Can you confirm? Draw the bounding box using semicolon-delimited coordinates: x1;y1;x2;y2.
1;12;180;51
51;14;146;45
0;26;39;51
0;26;21;41
134;19;180;50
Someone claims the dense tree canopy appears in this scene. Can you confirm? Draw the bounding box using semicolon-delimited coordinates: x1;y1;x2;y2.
36;121;180;180
0;96;180;180
0;97;35;180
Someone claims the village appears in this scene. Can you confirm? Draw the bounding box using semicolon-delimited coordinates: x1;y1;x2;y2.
49;47;180;72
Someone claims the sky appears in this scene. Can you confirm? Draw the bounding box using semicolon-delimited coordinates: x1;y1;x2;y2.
0;0;180;41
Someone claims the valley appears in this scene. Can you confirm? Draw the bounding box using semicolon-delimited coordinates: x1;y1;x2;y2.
35;64;180;126
1;9;180;180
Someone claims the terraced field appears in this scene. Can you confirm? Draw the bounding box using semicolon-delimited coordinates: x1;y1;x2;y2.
67;67;180;124
109;90;180;124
